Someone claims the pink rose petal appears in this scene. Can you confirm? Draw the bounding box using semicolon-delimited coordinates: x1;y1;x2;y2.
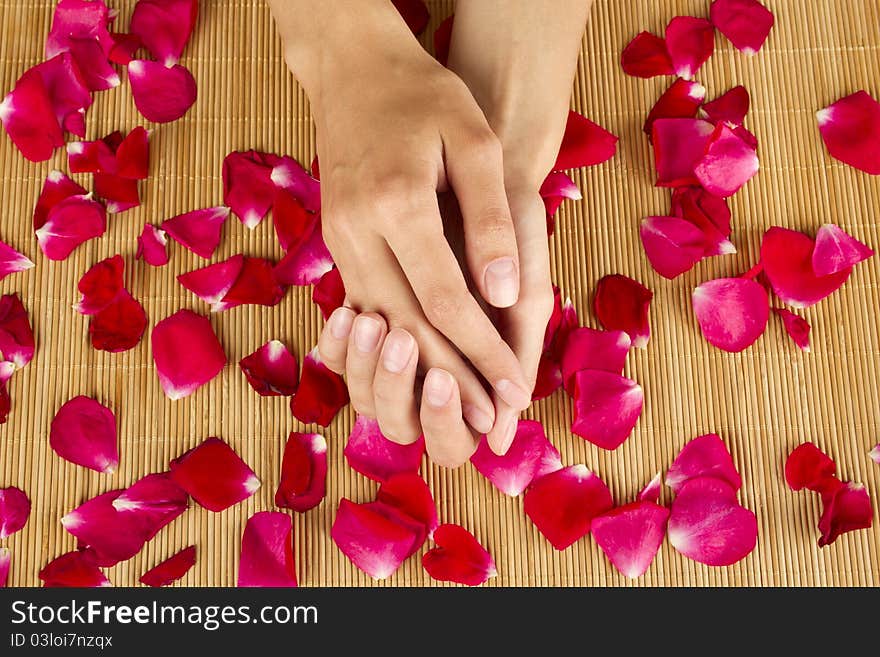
422;524;496;586
701;85;750;127
817;91;880;175
553;110;618;170
710;0;775;55
64;38;119;92
238;512;298;587
0;240;34;282
223;151;276;228
666;433;743;493
470;419;563;496
571;370;644;450
177;255;243;311
34;54;92;135
239;340;298;397
74;255;124;315
0;294;35;370
162;206;229;259
130;0;198;66
270;155;321;213
811;224;874;277
39;550;110;588
639;473;663;503
136;224;169;267
128;59;197;123
785;443;836;492
49;396;118;474
621;31;674;78
560;327;631;395
169;437;260;512
592;501;670;579
665;16;715;81
0;547;9;587
275;432;327;512
273;222;334;286
0;486;30;539
45;0;113;58
869;445;880;465
640;215;708;279
1;65;65;161
34;170;86;229
344;415;424;483
692;277;769;352
112;472;189;520
594;274;653;349
817;482;873;547
35;194;106;261
139;545;196;587
108;32;141;66
290;348;349;426
774;308;811;351
671;186;734;256
652;118;716;187
312;267;346;320
644;78;707;137
151;309;227;400
88;290;148;353
694;124;760;197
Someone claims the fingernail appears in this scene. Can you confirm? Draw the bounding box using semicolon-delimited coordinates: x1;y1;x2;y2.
328;308;354;340
463;403;494;435
353;316;382;353
381;330;414;373
499;416;518;454
494;378;532;411
484;257;519;308
424;369;454;408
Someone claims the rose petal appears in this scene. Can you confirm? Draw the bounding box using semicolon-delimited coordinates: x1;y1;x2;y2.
275;432;327;512
667;476;758;566
549;296;579;361
710;0;775;55
177;255;243;311
554;110;618;170
0;547;9;586
115;126;150;179
692;277;769;352
0;381;10;425
784;443;837;492
640;215;708;279
169;437;260;512
65;38;119;91
35;194;106;261
223;151;276;228
0;294;35;369
239;340;299;397
223;257;286;309
162;206;229;259
151;309;227;400
108;32;141;66
818;482;873;547
34;170;86;230
34;53;92;135
273;222;334;286
46;0;113;58
136;224;169;267
112;472;189;520
290;348;349;426
269;155;321;213
560;328;631;395
694;124;760;197
422;524;496;586
761;227;851;308
671;186;734;256
375;473;438;542
639;473;663;503
666;433;742;493
312;267;346;320
67;137;116;173
701;85;750;127
621;31;674;78
665;16;715;81
433;15;454;66
817;91;880;175
74;254;124;315
128;60;197;123
594;274;653;349
89;290;148;353
39;550;110;588
652;118;716;187
130;0;198;66
571;370;644;450
94;172;140;213
272;189;316;252
811;224;874;277
139;545;196;587
470;419;562;496
0;69;60;161
773;308;811;351
870;445;880;465
344;415;424;483
592;501;670;579
238;512;298;587
49;396;118;474
524;464;614;550
392;0;430;35
645;78;707;137
0;486;30;539
0;240;34;282
532;352;563;401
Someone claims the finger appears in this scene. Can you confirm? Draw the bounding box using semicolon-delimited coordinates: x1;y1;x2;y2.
420;368;478;468
345;313;387;416
373;328;421;445
317;306;356;374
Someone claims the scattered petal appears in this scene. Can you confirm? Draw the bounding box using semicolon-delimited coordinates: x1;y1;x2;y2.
692;277;769;352
344;415;424;483
169;437;260;512
784;443;836;492
665;16;715;80
222;257;285;308
0;240;34;281
818;482;873;547
652;118;716;187
817;91;880;175
0;547;8;587
162;207;229;259
128;60;197;123
45;0;113;59
0;68;63;161
0;294;35;369
671;186;734;256
34;170;86;229
35;194;106;261
89;291;148;353
571;370;644;450
554;110;618;170
223;151;275;228
621;31;674;78
312;267;345;320
239;340;298;397
74;255;124;315
49;396;118;474
422;524;496;586
375;473;438;542
272;188;315;251
870;444;880;465
0;486;30;539
811;224;874;277
269;155;321;213
238;512;297;587
666;434;742;493
151;310;226;400
561;328;631;395
531;352;563;401
139;545;196;587
130;0;198;66
645;78;707;137
136;224;169;267
392;0;430;35
112;472;189;521
290;348;349;426
592;501;670;579
639;473;663;503
774;308;811;351
694;124;760;197
701;85;750;127
273;222;334;286
177;255;243;311
275;432;327;512
34;54;93;136
39;550;110;588
115;126;150;179
640;215;707;279
108;32;141;66
710;0;775;55
594;274;653;348
94;172;140;213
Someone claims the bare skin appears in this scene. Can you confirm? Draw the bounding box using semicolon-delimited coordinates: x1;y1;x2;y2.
269;0;591;466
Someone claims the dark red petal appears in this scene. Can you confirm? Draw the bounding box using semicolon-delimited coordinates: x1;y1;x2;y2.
0;294;36;369
239;340;299;396
273;222;334;286
136;224;169;267
128;60;197;123
115;126;150;179
774;308;811;351
162;206;229;259
594;274;653;349
33;170;86;230
0;380;10;425
644;78;707;137
524;465;614;550
130;0;198;66
666;433;742;493
671;186;733;256
652;118;716;187
89;290;148;353
139;545;196;587
74;254;125;315
222;257;286;308
694;124;760;197
67;138;117;174
344;415;424;483
36;194;106;261
422;524;496;586
571;370;644;450
290;348;349;426
49;396;118;474
701;85;751;127
817;91;880;175
312;267;346;320
554;110;618;170
621;31;674;78
665;16;715;80
560;327;631;395
592;501;670;579
710;0;775;55
692;277;769;352
272;188;316;252
640;216;709;280
433;15;454;66
811;224;874;277
275;432;327;512
223;151;276;228
392;0;430;35
151;309;227;400
784;443;836;492
108;32;141;65
238;512;297;587
470;419;562;496
39;550;110;588
549;297;579;361
94;172;140;213
169;437;260;512
0;486;30;539
376;473;438;541
818;482;873;547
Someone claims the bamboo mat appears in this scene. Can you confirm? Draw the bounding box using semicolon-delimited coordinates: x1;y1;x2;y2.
0;0;878;588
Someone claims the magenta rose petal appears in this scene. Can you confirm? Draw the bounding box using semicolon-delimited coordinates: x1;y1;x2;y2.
112;472;189;532
710;0;775;55
422;524;496;586
701;85;751;127
136;224;169;267
817;91;880;175
773;308;811;351
151;310;227;400
169;437;260;512
692;278;769;352
115;126;150;179
130;0;198;66
818;482;873;547
49;396;118;474
0;68;64;161
35;194;106;261
290;348;349;426
0;547;9;586
344;415;424;483
0;486;30;539
553;110;618;170
811;224;874;277
594;274;653;348
666;433;743;493
223;151;277;228
128;60;197;123
621;31;674;79
665;16;715;81
652;118;716;188
74;255;124;315
376;473;438;543
560;328;631;395
139;545;196;587
0;294;35;370
34;171;86;228
270;156;321;213
273;222;334;286
0;240;34;282
238;512;297;588
640;215;710;280
39;550;111;588
34;54;93;136
694;124;760;197
312;267;346;320
239;340;299;397
162;207;229;259
638;473;663;503
644;78;707;137
67;138;117;174
275;432;327;512
671;186;734;256
571;370;644;450
592;501;670;579
177;255;244;311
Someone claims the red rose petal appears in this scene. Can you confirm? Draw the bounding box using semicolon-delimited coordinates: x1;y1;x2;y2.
112;472;189;521
151;309;226;400
710;0;775;55
239;340;299;397
39;550;110;588
169;437;260;512
540;171;582;233
773;308;811;351
65;38;119;92
74;255;124;315
784;443;836;492
222;257;285;308
422;524;496;586
671;186;734;256
433;15;454;66
139;545;196;587
594;274;653;349
811;224;874;277
639;473;663;503
666;433;742;493
45;0;113;58
115;126;150;179
0;547;9;586
272;188;316;252
128;60;197;123
392;0;430;35
652;118;716;188
34;54;92;135
667;476;757;566
162;206;229;259
817;91;880;175
554;110;618;170
592;501;670;579
692;277;769;352
49;396;118;474
0;69;64;161
532;352;563;401
640;215;709;280
524;465;614;550
694;124;760;197
36;194;106;261
376;473;438;541
470;419;563;496
223;151;276;228
290;348;349;426
312;267;346;320
701;85;750;127
136;224;169;267
665;16;715;81
275;432;327;512
817;482;873;547
67;138;115;174
550;296;579;361
644;78;707;137
0;294;35;370
108;32;141;66
621;31;674;78
89;290;148;353
0;381;10;425
344;415;424;483
273;222;334;286
269;155;321;213
761;227;851;308
34;170;86;229
238;512;298;587
0;486;30;539
177;255;243;311
571;370;644;450
94;172;140;213
560;328;631;395
130;0;198;66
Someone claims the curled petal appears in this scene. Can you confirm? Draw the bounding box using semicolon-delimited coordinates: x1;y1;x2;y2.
571;370;644;450
554;110;618;170
0;486;30;539
422;524;496;586
645;78;707;137
694;124;760;197
671;186;734;256
312;267;345;320
0;294;35;369
817;91;880;175
344;415;424;483
701;85;751;127
784;443;836;492
290;348;349;426
74;254;124;315
693;278;769;352
560;328;631;395
665;16;715;81
594;274;653;349
818;482;873;547
49;396;118;474
35;194;106;261
39;550;110;588
592;502;670;579
162;207;229;259
666;433;742;493
151;310;227;400
128;60;197;123
640;216;707;280
169;437;260;512
710;0;775;55
275;432;327;512
139;546;196;587
811;224;874;277
621;31;673;78
88;291;148;353
774;308;811;351
239;340;299;397
136;224;169;267
130;0;199;66
652;118;716;187
238;512;297;587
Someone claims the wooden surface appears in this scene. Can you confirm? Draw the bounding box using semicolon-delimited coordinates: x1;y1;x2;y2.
0;0;878;587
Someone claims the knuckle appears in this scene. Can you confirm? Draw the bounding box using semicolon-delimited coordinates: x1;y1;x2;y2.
468;130;503;161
